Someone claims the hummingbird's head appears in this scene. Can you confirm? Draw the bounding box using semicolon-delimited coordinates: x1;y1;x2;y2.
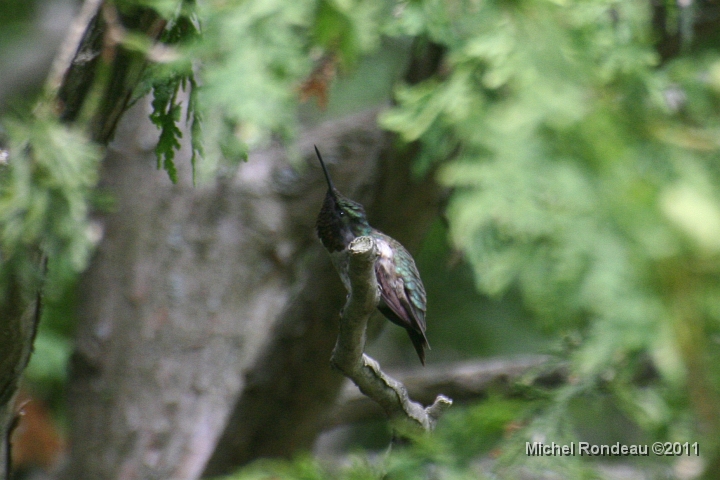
314;146;371;252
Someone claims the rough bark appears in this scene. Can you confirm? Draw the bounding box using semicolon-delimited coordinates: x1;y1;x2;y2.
64;100;294;478
65;100;257;479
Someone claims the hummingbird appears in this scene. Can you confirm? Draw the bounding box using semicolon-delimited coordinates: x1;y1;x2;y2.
314;146;430;365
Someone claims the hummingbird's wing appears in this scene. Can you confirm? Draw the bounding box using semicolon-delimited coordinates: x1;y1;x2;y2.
374;237;429;364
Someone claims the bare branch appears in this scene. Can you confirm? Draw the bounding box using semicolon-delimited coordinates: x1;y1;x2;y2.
329;236;452;434
324;355;567;428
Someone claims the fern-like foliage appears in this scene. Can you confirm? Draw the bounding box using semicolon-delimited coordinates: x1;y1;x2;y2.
142;4;202;183
382;0;720;475
0;117;101;303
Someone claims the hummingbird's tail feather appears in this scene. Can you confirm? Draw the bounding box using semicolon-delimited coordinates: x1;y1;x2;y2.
407;328;429;366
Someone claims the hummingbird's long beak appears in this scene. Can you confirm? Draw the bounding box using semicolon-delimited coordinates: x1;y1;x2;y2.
314;145;338;199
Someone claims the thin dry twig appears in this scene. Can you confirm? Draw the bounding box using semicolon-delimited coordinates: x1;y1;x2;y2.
325;355;567;428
